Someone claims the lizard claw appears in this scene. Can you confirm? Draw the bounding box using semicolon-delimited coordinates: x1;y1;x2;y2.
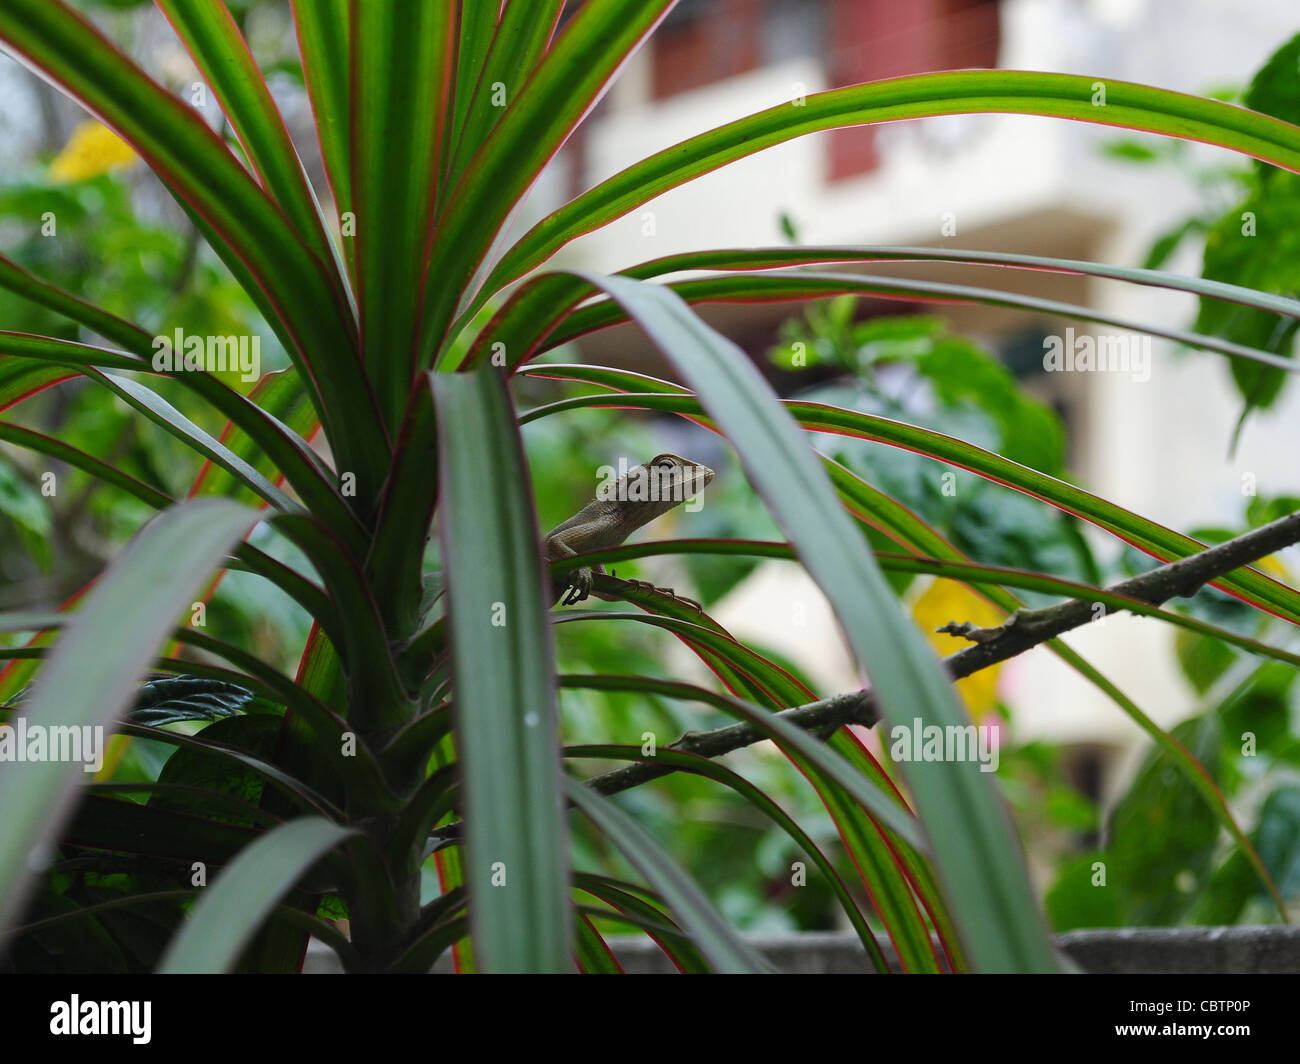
622;578;702;612
559;566;593;606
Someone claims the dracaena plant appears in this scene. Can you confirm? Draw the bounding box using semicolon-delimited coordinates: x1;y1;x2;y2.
0;1;1298;974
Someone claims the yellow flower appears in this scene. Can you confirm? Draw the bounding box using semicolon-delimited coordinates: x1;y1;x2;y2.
1256;553;1291;581
49;121;138;182
910;578;1004;720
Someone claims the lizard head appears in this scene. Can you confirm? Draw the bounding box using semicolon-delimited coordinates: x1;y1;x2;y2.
606;453;714;523
646;453;714;495
643;453;714;509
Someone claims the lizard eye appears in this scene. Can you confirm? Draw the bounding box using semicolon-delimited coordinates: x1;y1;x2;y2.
653;455;676;469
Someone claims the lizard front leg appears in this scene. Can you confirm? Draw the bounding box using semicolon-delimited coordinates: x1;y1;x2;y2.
547;535;604;606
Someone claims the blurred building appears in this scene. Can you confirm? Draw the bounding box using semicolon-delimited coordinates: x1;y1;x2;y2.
543;0;1300;804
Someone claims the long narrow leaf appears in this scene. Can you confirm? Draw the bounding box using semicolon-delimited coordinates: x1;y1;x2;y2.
521;374;1300;625
443;0;499;183
0;499;258;932
157;818;353;974
443;1;565;188
0;333;362;546
568;743;889;972
485;70;1300;294
620;245;1300;318
0;0;389;498
421;0;675;359
467;247;1300;371
541;381;1289;917
433;367;571;972
351;0;456;427
566;779;769;973
156;0;338;267
532;272;1296;378
291;0;352;245
563;274;1056;972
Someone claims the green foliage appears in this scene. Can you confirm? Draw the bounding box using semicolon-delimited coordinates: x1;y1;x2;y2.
1108;33;1300;422
127;675;255;728
0;1;1296;974
1196;172;1300;414
771;308;1097;593
1048;657;1300;930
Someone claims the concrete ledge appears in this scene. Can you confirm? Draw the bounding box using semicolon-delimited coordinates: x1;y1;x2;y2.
303;925;1300;973
1056;926;1300;975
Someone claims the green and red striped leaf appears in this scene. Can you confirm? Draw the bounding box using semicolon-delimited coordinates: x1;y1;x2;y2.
0;0;389;497
484;70;1300;295
350;0;456;427
421;0;675;360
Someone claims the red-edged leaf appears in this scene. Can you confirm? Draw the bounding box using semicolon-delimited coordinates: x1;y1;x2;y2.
350;0;456;428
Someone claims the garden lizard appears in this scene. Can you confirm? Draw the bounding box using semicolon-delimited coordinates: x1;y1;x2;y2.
544;453;714;607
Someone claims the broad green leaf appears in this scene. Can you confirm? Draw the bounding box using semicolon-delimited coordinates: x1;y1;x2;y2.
1196;175;1300;414
119;719;342;822
1245;32;1300;180
126;674;254;728
61;794;263;866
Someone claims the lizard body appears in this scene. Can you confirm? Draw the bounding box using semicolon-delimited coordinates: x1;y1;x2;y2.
544;453;714;606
